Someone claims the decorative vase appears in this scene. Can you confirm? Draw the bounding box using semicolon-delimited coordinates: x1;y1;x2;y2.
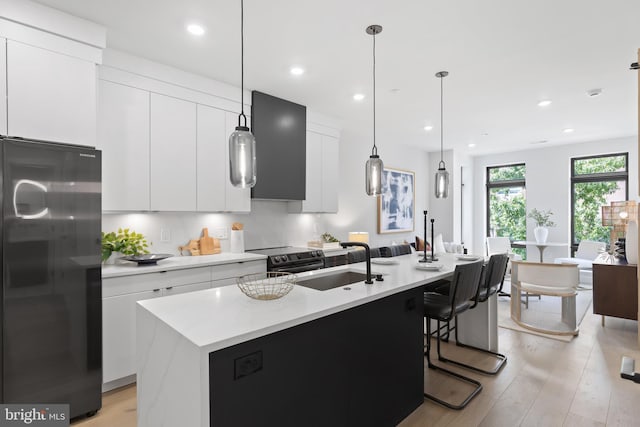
534;226;548;244
103;251;123;265
625;220;638;265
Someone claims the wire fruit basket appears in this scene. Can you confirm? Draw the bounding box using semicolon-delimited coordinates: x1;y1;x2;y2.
237;272;297;300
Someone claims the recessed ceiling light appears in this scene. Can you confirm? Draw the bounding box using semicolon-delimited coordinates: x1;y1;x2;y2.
353;93;365;101
563;128;574;133
187;24;205;36
537;100;552;107
290;66;305;76
587;88;603;97
423;125;433;131
468;143;476;148
481;132;489;136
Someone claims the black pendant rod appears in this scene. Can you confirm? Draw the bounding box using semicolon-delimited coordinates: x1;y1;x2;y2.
238;0;247;128
372;28;377;156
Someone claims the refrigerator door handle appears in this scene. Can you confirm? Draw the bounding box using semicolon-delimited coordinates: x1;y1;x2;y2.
13;179;49;219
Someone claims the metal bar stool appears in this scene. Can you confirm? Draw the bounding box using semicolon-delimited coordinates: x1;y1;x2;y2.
438;254;509;375
423;260;484;410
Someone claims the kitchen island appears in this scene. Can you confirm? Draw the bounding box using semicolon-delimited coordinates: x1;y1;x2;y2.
136;253;497;426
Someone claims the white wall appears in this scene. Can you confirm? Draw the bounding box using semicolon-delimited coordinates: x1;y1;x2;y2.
471;136;638;260
323;127;430;248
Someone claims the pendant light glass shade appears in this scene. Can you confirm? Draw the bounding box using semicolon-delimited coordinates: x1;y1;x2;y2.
365;153;383;196
435;161;449;198
365;24;383;196
229;0;256;188
229;120;256;188
434;71;449;199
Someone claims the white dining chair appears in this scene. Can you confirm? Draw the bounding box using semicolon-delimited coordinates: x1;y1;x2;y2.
510;261;580;336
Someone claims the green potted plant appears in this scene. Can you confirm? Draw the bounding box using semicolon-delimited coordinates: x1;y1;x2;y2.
102;228;150;263
527;208;555;243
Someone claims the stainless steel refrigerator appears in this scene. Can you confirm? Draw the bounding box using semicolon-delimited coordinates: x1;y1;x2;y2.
0;136;102;418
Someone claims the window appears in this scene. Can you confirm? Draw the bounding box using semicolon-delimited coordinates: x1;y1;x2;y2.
571;153;628;251
486;164;526;258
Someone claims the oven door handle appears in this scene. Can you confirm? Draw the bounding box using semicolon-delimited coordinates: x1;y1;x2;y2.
270;262;325;273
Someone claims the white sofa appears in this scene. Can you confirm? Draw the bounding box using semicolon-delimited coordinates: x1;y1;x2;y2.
554;240;606;287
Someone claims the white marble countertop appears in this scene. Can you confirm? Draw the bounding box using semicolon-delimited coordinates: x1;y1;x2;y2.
102;252;267;278
137;252;475;353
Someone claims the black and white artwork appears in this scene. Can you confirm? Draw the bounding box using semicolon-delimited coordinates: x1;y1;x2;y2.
377;167;415;234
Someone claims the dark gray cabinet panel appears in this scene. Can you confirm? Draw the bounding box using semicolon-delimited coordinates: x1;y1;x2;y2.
209;287;424;427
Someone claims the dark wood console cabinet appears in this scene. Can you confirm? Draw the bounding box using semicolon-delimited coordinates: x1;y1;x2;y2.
592;262;638;322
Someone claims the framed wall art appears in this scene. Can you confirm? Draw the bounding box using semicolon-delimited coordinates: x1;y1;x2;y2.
377;167;415;234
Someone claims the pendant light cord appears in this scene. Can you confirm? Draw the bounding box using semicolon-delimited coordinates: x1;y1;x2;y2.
439;74;444;163
238;0;247;128
372;30;377;156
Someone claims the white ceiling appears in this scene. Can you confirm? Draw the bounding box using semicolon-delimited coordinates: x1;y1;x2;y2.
34;0;640;155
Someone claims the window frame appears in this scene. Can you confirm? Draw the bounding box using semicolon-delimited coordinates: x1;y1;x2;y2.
486;163;526;239
570;152;629;252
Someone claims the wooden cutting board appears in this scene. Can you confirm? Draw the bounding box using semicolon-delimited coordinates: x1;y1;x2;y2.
199;228;221;255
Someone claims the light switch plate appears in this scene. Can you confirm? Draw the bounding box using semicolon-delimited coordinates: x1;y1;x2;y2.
160;228;171;242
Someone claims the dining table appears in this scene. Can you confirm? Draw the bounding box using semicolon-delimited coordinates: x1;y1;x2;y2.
513;241;567;262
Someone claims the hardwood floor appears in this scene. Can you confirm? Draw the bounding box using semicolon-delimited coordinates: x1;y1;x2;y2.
72;299;640;426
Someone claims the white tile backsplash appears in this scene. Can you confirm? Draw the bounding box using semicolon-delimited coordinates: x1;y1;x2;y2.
102;200;326;255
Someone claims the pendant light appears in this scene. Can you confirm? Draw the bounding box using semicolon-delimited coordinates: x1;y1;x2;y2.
435;71;449;199
365;24;384;196
229;0;256;188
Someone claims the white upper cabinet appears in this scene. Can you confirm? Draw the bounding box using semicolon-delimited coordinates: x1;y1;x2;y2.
321;135;339;213
302;131;323;212
150;93;197;211
196;105;250;212
6;40;96;146
196;104;226;211
289;130;339;213
224;111;251;212
98;80;150;211
0;38;6;135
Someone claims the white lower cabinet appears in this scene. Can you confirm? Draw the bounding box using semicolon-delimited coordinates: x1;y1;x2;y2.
102;290;160;385
102;266;210;387
211;260;265;288
102;261;266;388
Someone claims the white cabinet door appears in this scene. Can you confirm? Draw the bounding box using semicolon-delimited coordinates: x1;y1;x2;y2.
98;80;150;211
6;40;96;146
224;111;251;212
102;290;161;383
196;104;226;211
211;277;236;289
150;94;197;211
0;38;6;136
164;281;211;296
321;135;339;213
303;131;323;212
289;131;339;213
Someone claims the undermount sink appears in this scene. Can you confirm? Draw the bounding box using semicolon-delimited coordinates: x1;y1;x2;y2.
296;271;370;291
